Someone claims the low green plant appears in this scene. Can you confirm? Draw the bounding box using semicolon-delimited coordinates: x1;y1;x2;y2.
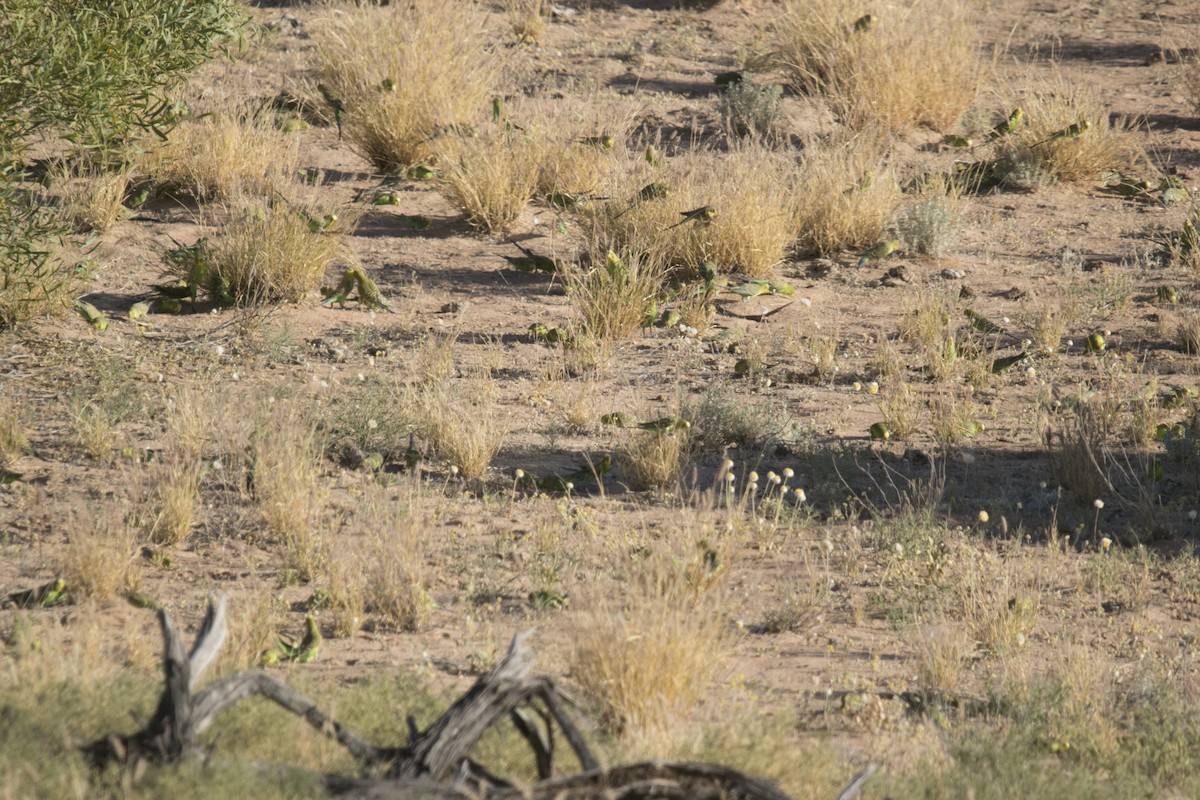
719;81;784;139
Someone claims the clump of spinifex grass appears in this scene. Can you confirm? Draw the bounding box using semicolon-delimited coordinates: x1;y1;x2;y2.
792;132;900;256
992;74;1147;187
205;196;350;305
435;131;541;235
577;144;800;278
313;0;498;171
140;109;300;202
774;0;978;134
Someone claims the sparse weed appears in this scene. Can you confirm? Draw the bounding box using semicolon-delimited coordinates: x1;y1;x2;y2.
416;382;505;481
876;381;920;441
579;145;801;278
719;80;785;139
914;621;970;696
252;403;326;581
359;483;434;632
60;166;131;233
0;402;31;470
1178;308;1200;354
57;506;141;602
897;177;963;256
70;399;117;460
565;250;664;346
616;427;691;491
683;382;789;457
142;458;203;547
313;0;497;171
994;75;1147;186
502;0;548;45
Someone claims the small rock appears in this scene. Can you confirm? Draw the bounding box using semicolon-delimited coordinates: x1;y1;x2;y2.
940;268;966;280
959;285;976;300
1000;286;1027;301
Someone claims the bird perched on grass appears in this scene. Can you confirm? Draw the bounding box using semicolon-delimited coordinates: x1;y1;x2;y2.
1046;119;1091;142
316;83;345;139
986;108;1024;141
637;416;691;433
666;205;716;230
577;134;615;149
856;239;900;268
616;182;670;218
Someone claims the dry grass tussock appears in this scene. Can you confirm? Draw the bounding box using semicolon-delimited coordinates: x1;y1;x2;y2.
328;481;434;634
565;250;665;346
570;536;729;749
992;74;1148;186
140;108;301;202
60;166;131;233
578;144;802;278
414;381;506;481
56;502;141;602
435;130;541;235
252;401;326;581
313;0;498;171
206;195;351;305
774;0;978;134
792;132;900;256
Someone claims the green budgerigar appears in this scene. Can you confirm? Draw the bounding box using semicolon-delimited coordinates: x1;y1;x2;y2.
316;83;345;139
577;134;615;149
856;239;900;268
987;107;1024;141
350;267;394;313
504;241;560;274
666;205;716;229
321;269;357;308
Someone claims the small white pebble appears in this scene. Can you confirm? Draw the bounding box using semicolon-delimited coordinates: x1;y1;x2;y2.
214;345;225;357
231;372;240;381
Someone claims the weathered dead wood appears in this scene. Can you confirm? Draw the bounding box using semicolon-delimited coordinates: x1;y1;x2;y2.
330;761;800;800
83;595;847;800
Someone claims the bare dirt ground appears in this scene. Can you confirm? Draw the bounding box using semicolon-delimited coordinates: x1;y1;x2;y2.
5;0;1200;795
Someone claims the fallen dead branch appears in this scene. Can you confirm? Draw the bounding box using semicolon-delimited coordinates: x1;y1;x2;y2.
83;593;871;799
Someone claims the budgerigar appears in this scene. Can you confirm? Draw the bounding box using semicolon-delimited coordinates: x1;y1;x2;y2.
350;267;394;313
578;134;615;149
637;416;691;433
666;205;716;229
75;300;108;332
316;83;345;139
856;239;900;268
504;241;559;273
321;269;357;308
987;108;1024;141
